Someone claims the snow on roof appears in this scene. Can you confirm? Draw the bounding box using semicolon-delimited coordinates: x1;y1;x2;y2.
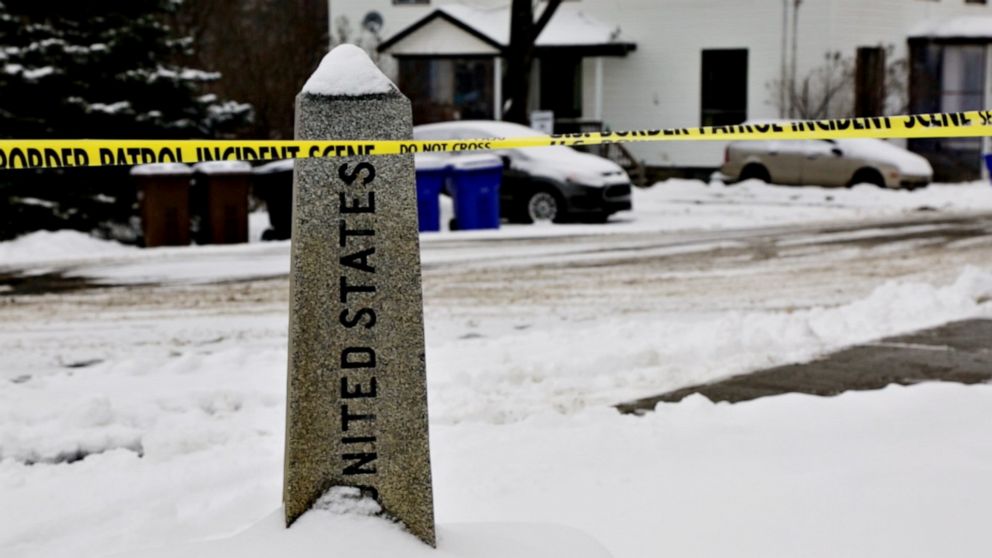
438;4;508;45
302;44;397;97
398;3;628;49
910;16;992;39
533;6;622;46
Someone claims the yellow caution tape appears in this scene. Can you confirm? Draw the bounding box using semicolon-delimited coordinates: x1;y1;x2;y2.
0;111;990;171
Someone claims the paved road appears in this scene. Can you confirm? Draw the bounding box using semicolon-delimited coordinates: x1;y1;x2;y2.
416;212;992;331
2;211;991;323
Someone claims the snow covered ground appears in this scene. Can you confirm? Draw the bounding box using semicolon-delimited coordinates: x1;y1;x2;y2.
2;179;992;557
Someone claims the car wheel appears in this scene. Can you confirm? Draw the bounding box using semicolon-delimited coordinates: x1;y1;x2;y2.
524;190;560;223
848;168;885;188
739;163;771;183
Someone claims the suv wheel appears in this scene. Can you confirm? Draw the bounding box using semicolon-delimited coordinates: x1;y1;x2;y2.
740;163;771;183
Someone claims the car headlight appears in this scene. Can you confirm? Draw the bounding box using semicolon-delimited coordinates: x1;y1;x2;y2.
566;171;607;187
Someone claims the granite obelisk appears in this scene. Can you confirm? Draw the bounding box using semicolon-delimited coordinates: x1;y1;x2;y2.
283;44;435;546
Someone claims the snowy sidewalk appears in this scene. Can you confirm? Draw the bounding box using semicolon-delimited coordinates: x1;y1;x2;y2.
618;318;992;412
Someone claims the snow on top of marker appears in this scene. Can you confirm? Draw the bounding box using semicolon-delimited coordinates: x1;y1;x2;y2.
302;44;396;97
910;16;992;38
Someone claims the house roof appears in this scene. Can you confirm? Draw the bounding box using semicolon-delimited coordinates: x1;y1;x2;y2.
909;16;992;41
379;3;636;57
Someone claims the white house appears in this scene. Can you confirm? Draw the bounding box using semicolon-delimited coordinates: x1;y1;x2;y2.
330;0;992;181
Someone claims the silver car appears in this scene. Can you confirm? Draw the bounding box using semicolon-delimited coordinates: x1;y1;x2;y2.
719;137;934;189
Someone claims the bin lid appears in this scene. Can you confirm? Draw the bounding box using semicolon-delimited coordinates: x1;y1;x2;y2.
130;162;193;176
414;153;450;172
254;159;295;174
450;154;503;171
193;160;253;175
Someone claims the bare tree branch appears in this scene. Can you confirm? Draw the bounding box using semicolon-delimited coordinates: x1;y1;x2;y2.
533;0;564;40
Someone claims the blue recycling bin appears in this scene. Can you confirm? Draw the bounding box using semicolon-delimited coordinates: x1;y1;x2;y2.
414;155;448;232
985;154;992;179
450;154;503;231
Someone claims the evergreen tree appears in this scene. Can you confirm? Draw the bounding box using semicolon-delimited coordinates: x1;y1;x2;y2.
0;0;252;240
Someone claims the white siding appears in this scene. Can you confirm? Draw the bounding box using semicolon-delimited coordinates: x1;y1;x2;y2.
331;0;992;168
573;0;784;168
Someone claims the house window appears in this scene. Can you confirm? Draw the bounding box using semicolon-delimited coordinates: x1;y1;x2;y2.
398;57;494;124
941;45;986;113
701;49;748;126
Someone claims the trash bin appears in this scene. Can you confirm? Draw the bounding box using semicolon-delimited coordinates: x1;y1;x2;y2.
449;154;503;231
192;161;252;244
131;163;193;247
414;154;449;232
985;154;992;178
253;159;294;241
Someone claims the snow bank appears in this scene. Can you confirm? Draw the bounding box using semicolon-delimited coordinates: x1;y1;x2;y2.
302;44;396;97
107;488;610;558
3;266;988;465
431;383;992;558
426;266;992;423
3;371;991;558
0;230;135;268
646;178;992;222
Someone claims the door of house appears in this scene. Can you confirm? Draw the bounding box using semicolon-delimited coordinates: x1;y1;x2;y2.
539;55;582;120
700;49;749;127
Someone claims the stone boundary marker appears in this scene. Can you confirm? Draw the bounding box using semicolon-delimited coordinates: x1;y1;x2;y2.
283;45;435;546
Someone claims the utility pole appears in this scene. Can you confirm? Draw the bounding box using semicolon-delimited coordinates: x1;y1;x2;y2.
780;0;789;118
790;0;802;119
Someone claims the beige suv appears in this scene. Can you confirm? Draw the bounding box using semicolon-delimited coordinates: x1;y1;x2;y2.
718;137;933;189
